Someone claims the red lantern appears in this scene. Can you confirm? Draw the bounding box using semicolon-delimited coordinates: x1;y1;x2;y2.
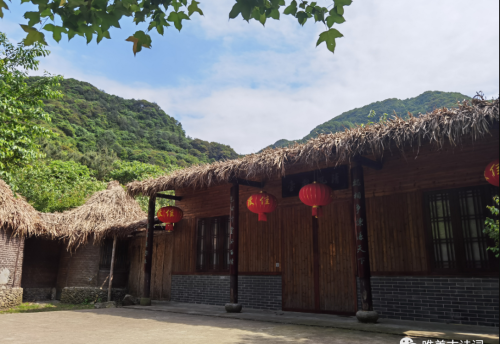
157;206;183;232
485;159;499;187
299;182;332;217
247;191;277;221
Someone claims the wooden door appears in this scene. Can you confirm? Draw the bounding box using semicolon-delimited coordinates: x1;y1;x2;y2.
128;233;174;300
281;205;315;311
318;201;357;314
282;201;357;314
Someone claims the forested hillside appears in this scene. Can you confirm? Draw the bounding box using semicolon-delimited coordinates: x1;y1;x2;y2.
266;91;471;149
39;78;240;167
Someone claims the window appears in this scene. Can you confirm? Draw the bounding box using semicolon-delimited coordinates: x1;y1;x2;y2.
424;185;498;273
99;238;128;271
196;216;230;272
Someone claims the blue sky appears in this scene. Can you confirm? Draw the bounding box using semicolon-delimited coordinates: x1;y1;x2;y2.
1;0;499;154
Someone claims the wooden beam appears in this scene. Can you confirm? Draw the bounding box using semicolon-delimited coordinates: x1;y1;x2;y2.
142;195;156;305
229;183;240;304
156;193;182;201
107;235;117;302
351;165;374;311
235;178;265;188
352;156;383;170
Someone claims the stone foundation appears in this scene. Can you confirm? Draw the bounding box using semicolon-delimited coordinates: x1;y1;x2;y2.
60;287;127;304
171;275;282;310
357;276;499;327
0;287;23;310
23;288;54;302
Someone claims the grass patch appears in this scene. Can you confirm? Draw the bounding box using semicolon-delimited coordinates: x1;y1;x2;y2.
0;302;94;314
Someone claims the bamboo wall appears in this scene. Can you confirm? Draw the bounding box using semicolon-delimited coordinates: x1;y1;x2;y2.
128;132;498;305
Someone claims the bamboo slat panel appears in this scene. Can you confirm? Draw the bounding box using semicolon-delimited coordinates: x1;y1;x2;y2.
150;234;174;300
128;234;174;299
318;201;357;313
364;135;499;198
128;237;145;297
238;185;282;273
171;217;197;273
366;191;427;273
282;205;315;310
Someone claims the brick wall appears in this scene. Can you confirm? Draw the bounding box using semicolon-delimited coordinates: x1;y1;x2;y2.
171;275;282;310
56;239;127;292
0;230;24;288
22;237;62;288
56;240;101;290
358;276;499;327
238;276;282;310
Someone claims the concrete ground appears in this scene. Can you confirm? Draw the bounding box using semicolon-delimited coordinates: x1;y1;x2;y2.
0;303;498;344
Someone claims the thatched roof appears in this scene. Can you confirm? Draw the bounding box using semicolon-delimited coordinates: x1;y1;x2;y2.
41;181;147;249
127;97;499;197
0;179;50;237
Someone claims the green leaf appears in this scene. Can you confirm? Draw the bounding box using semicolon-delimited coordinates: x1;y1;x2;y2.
229;2;241;19
334;0;351;16
43;23;68;42
283;0;297;15
24;12;41;26
96;28;110;43
20;25;48;46
67;0;85;8
269;8;279;20
316;28;343;53
167;11;190;31
296;11;310;26
125;30;151;55
239;0;254;21
172;0;182;11
188;0;203;16
326;8;345;28
0;0;9;19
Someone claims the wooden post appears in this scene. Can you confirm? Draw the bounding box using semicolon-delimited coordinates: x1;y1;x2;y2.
312;216;320;311
228;183;240;307
142;195;156;305
107;235;117;302
351;165;374;311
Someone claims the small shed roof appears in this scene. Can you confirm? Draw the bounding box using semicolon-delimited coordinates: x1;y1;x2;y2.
41;181;147;249
0;179;49;238
127;97;499;197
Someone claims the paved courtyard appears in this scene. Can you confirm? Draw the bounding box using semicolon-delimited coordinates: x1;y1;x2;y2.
0;308;434;344
1;305;498;344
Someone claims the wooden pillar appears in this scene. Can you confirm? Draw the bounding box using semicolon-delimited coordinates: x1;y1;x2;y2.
351;165;374;311
312;216;320;310
229;183;239;304
142;195;156;304
107;235;117;302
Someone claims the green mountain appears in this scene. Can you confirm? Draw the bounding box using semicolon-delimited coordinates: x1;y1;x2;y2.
266;91;472;149
40;78;240;168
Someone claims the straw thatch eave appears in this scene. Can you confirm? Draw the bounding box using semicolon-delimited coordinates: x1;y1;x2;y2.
43;181;147;250
126;97;499;197
0;179;50;238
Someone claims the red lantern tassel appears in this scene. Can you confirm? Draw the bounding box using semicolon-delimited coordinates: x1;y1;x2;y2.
165;223;174;232
312;206;323;217
258;213;267;222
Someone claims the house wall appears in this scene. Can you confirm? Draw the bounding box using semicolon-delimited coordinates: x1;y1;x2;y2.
128;132;499;324
0;230;24;309
21;237;62;301
56;238;128;303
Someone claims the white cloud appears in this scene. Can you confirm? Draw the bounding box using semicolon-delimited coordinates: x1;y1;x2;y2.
17;0;499;154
